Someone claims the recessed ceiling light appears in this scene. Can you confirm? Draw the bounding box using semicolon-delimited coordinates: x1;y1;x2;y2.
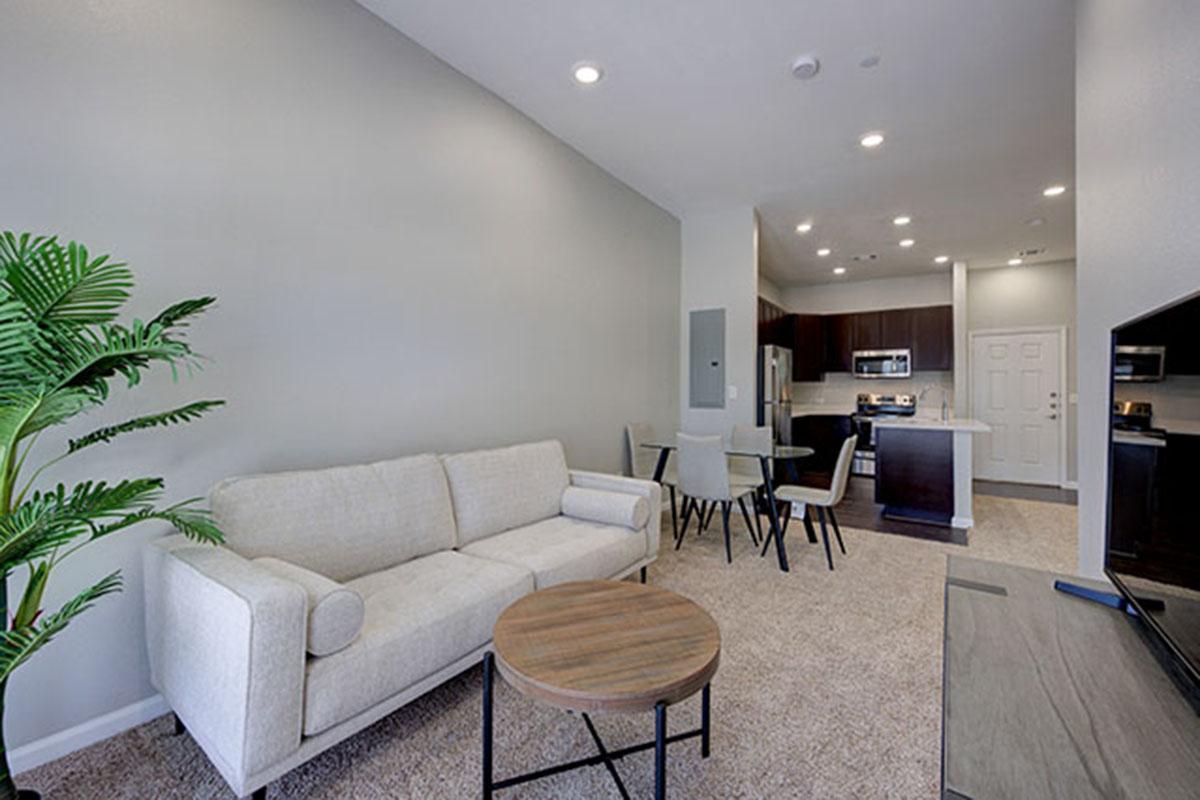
859;55;881;69
572;63;603;85
1027;217;1046;227
791;55;820;80
893;215;911;226
859;132;885;149
795;222;813;234
899;239;915;248
1043;184;1066;197
833;267;847;275
817;248;832;257
1008;257;1023;266
934;255;949;264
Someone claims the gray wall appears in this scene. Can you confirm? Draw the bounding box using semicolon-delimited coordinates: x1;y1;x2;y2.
967;260;1078;482
0;0;679;753
1076;1;1200;576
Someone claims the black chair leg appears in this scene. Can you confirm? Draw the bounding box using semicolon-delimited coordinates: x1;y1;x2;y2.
753;488;764;542
701;501;716;534
172;713;185;736
668;485;679;541
828;507;847;555
251;788;267;800
721;501;732;564
816;506;834;570
736;496;759;546
677;498;695;550
780;501;793;537
695;501;707;535
802;508;819;544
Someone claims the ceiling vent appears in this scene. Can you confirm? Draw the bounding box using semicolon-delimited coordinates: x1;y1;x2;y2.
1018;247;1045;258
850;253;878;262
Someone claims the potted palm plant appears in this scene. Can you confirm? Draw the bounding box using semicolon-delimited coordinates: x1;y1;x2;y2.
0;232;225;799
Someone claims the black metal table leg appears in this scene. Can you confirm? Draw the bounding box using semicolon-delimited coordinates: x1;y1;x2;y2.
483;653;494;799
701;683;711;758
651;447;670;483
655;702;667;800
759;455;790;572
583;714;632;800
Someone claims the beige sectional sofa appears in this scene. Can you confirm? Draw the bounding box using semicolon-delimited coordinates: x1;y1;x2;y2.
143;440;659;798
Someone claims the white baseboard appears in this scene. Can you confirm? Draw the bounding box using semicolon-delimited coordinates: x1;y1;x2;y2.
10;694;169;776
1060;480;1079;490
951;515;975;529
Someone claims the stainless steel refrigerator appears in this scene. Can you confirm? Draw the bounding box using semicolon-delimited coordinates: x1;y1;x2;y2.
757;345;793;444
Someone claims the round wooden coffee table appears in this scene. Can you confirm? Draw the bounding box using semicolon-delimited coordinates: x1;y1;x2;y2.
481;580;720;800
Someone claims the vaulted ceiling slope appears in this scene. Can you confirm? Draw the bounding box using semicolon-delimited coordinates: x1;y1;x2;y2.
359;0;1075;285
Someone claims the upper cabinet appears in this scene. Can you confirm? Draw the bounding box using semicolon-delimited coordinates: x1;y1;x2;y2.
758;299;955;377
823;314;854;372
912;305;954;371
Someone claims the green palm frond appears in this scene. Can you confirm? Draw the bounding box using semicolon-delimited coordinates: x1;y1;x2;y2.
149;297;216;331
68;400;225;453
91;501;223;544
0;235;132;325
0;571;122;683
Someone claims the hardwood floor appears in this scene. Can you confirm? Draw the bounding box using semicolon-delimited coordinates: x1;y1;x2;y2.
791;476;968;545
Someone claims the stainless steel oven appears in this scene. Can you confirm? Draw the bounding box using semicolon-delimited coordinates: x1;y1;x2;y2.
1113;346;1166;382
853;349;912;379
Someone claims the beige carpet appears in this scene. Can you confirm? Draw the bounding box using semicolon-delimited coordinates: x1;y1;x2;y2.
21;495;1077;799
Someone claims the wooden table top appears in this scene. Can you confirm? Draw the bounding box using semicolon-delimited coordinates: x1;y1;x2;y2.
492;580;720;714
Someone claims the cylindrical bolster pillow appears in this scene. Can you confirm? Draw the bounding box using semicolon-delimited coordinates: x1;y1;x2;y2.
254;557;365;657
561;486;650;530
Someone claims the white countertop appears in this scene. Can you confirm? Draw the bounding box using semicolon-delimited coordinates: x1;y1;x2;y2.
1113;431;1168;448
872;417;990;433
1157;418;1200;436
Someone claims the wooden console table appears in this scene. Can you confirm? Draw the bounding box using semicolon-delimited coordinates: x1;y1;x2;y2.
942;556;1200;799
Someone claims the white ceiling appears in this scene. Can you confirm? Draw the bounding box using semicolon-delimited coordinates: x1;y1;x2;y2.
358;0;1076;286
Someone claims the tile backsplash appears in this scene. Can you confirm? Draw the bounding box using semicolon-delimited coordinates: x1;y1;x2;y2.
1114;375;1200;423
793;371;954;417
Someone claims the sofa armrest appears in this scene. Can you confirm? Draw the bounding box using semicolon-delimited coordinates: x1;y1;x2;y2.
144;535;307;791
568;470;662;558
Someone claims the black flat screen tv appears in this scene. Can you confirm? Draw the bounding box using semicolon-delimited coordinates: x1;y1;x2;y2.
1105;290;1200;695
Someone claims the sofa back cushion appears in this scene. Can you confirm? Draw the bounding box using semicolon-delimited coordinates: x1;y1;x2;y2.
211;454;456;582
442;440;570;546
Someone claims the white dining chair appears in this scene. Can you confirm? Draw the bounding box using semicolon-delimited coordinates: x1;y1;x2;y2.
675;433;760;563
729;424;772;543
775;435;857;570
626;423;679;539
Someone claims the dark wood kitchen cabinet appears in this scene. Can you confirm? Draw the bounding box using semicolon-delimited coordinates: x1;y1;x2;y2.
852;311;883;350
823;314;854;372
881;308;915;349
913;305;954;371
780;313;825;382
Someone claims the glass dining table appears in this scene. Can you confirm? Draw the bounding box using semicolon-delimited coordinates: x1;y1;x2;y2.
640;441;815;572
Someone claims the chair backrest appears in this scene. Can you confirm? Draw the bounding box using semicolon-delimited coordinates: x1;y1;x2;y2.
828;435;859;505
677;433;731;502
729;424;772;479
730;424;773;454
626;422;659;479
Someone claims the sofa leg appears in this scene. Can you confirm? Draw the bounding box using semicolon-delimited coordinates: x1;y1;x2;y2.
250;788;267;800
172;713;185;736
640;566;647;584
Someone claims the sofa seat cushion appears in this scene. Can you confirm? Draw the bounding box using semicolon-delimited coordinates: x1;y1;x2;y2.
442;440;570;547
460;516;648;590
211;453;457;583
302;551;533;736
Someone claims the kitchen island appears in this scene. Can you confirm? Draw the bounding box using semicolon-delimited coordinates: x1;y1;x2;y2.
872;417;989;529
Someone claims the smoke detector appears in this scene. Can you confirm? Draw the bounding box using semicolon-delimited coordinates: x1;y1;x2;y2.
791;55;821;81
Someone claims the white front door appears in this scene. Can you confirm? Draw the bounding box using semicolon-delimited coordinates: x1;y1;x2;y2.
971;330;1062;485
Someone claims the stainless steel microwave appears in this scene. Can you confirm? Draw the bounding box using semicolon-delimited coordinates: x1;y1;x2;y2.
1114;345;1166;382
853;349;912;379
